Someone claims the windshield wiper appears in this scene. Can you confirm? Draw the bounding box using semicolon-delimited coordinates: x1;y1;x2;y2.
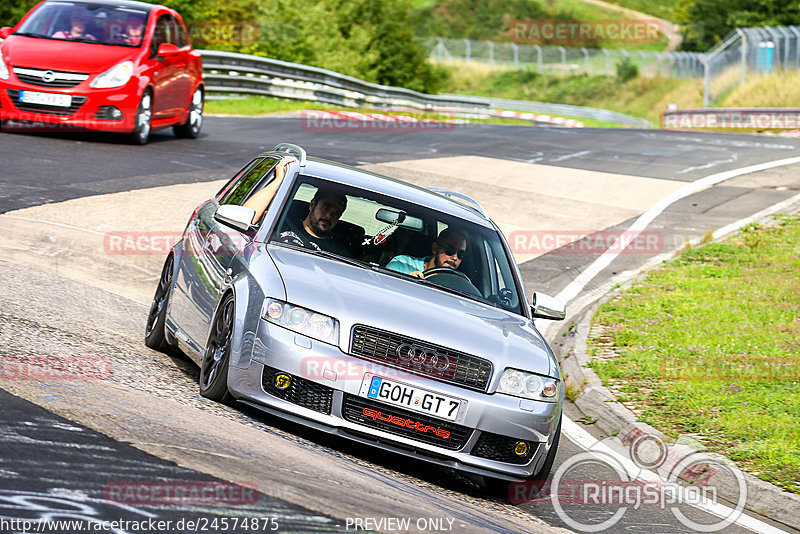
13;32;46;39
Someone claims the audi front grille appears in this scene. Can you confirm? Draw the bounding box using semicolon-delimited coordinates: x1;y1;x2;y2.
350;325;493;391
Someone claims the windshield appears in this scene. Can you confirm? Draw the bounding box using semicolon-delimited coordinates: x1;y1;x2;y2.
16;1;150;47
267;175;525;315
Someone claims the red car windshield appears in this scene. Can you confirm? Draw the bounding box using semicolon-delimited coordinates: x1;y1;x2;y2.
15;1;150;47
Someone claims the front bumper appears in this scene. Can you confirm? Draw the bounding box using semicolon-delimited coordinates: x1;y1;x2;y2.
227;320;562;480
0;78;140;133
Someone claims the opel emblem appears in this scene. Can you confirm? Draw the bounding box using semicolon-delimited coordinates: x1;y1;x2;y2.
42;70;56;83
396;343;451;374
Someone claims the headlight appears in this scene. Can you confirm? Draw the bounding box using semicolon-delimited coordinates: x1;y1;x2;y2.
497;368;559;401
261;298;339;345
90;61;133;88
0;55;8;80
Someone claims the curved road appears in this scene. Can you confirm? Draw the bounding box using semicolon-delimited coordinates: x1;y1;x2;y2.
1;118;799;534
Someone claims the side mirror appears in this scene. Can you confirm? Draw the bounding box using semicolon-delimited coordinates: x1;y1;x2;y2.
156;42;180;58
531;292;566;321
0;27;13;40
214;205;256;232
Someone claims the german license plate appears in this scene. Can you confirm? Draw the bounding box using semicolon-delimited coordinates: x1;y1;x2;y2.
19;90;71;107
360;374;463;421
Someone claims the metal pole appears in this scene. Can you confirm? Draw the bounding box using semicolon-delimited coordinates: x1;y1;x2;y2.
703;56;710;107
512;43;519;68
581;47;589;73
558;46;566;72
464;38;470;62
534;45;542;73
789;26;800;67
603;49;610;75
736;29;747;85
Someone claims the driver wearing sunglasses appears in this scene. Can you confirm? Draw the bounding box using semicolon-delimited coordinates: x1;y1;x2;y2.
386;227;467;279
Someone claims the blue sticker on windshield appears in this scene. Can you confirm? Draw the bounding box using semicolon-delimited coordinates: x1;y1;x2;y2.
368;376;382;398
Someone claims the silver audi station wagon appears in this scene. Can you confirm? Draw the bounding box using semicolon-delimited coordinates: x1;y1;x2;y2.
145;143;566;493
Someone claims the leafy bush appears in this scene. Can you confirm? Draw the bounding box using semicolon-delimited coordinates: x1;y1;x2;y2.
616;57;639;82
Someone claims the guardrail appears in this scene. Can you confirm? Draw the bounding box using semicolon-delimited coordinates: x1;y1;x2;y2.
198;49;650;127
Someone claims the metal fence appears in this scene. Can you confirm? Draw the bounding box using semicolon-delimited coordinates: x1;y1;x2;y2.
428;27;800;107
199;49;650;126
427;37;703;78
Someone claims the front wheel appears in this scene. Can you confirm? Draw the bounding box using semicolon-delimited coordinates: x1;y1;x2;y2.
199;293;234;402
130;90;152;145
145;255;174;352
173;86;203;139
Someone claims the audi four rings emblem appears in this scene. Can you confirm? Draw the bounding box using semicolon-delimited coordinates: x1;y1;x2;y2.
42;71;56;83
396;343;451;373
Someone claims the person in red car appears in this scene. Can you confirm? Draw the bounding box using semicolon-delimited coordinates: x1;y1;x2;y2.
0;0;204;145
51;11;95;40
124;17;144;46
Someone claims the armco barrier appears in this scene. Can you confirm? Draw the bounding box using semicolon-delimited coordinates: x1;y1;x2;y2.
198;49;650;127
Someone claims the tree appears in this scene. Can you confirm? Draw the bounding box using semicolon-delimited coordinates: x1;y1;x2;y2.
0;0;38;28
676;0;800;51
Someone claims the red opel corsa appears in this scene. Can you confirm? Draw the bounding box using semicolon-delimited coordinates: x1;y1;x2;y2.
0;0;203;144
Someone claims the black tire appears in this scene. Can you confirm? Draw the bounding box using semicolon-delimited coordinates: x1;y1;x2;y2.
173;86;203;139
199;293;234;402
144;255;174;352
130;89;152;145
485;414;562;500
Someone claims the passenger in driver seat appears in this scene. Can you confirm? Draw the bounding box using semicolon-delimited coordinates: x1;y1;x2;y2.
385;227;466;279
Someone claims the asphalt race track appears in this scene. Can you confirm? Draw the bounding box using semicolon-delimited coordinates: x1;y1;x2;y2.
1;117;799;534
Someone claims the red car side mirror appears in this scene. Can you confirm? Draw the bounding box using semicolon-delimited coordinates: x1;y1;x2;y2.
0;27;13;40
156;42;180;57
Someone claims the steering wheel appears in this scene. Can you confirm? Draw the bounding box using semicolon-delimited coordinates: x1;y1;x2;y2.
422;267;471;282
422;267;482;297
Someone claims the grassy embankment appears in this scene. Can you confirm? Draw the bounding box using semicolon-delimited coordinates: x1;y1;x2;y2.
588;217;800;493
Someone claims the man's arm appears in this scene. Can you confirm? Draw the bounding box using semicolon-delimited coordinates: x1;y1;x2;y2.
242;159;293;224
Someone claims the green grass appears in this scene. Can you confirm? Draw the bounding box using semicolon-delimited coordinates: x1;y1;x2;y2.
205;96;327;115
204;95;619;127
439;62;700;125
588;216;800;493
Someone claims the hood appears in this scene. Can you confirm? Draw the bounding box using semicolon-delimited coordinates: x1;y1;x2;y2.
267;245;555;378
3;35;137;73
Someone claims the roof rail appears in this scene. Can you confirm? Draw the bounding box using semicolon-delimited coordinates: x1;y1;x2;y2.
427;187;488;219
272;143;307;166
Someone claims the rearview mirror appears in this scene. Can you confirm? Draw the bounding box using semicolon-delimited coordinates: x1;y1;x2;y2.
0;27;12;40
214;205;256;232
375;208;424;231
531;292;566;321
156;42;180;58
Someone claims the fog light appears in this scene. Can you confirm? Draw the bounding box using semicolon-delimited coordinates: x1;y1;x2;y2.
514;441;529;456
94;105;123;121
274;373;291;390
